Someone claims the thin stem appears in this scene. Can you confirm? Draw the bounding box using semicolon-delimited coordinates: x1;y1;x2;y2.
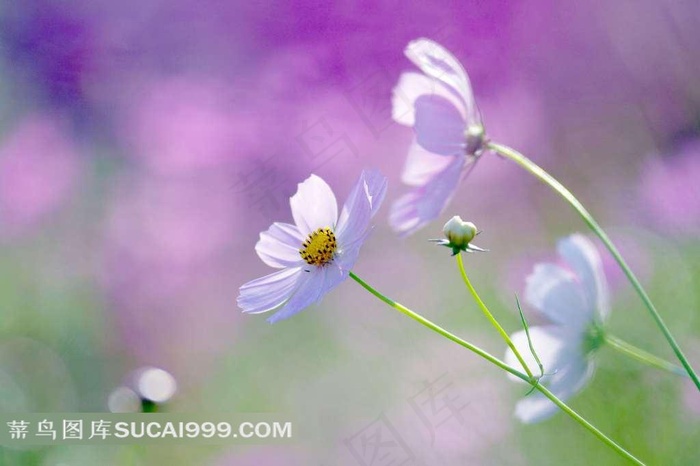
488;141;700;391
349;271;645;465
533;384;644;466
456;254;534;379
516;295;544;379
606;334;688;377
349;271;528;382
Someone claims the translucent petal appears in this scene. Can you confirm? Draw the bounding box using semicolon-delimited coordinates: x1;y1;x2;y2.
506;325;593;424
514;358;594;424
392;72;466;126
404;38;481;125
504;326;567;383
389;156;464;236
335;241;362;274
336;169;387;248
413;95;466;156
289;174;338;236
513;393;559;424
255;222;304;268
401;140;456;187
525;263;593;330
558;234;610;321
266;265;346;323
237;267;303;314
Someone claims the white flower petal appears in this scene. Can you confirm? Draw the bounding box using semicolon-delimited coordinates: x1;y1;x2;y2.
255;222;305;268
400;140;456;187
513;393;559;424
336;169;387;248
237;267;303;314
413;95;467;156
553;357;595;399
525;263;593;330
266;265;346;323
289;174;338;236
265;268;325;323
392;72;467;126
504;326;567;383
557;234;610;322
335;242;361;274
514;358;594;424
404;38;481;125
389;156;465;236
241;172;380;323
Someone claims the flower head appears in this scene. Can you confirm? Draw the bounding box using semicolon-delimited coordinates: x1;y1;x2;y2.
431;215;486;255
505;234;609;423
237;170;387;323
390;38;486;236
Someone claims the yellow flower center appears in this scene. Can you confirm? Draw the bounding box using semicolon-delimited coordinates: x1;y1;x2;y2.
299;227;337;266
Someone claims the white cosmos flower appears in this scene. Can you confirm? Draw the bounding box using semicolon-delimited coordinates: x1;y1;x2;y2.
389;38;486;236
505;234;610;423
237;170;387;323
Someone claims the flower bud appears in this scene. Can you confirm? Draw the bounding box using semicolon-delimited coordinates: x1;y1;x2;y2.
430;216;485;255
443;216;477;248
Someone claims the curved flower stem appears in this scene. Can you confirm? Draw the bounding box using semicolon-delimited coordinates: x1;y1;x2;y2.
349;271;527;382
349;271;645;466
487;141;700;391
606;334;688;377
531;384;643;466
456;254;534;379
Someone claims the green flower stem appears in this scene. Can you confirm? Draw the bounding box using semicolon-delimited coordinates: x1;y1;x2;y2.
349;271;527;382
349;271;645;465
606;334;688;377
532;383;643;466
456;253;534;379
487;141;700;391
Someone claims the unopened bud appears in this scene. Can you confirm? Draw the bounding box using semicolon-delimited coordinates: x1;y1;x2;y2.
443;216;477;248
430;216;486;255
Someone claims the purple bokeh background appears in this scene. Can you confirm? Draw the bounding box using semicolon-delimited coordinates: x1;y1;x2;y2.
0;1;698;464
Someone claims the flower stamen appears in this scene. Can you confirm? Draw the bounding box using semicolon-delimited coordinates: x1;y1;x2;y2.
300;227;337;266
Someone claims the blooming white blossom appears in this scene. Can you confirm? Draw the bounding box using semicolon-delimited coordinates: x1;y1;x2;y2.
390;38;486;236
238;170;387;323
505;234;609;423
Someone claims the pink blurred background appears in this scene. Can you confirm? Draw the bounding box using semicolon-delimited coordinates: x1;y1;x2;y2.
0;1;698;464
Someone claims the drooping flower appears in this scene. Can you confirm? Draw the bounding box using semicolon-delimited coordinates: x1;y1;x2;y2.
505;234;609;423
238;170;387;323
389;38;486;236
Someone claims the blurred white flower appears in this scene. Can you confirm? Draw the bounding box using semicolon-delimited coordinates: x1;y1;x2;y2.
505;234;609;423
389;38;486;236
